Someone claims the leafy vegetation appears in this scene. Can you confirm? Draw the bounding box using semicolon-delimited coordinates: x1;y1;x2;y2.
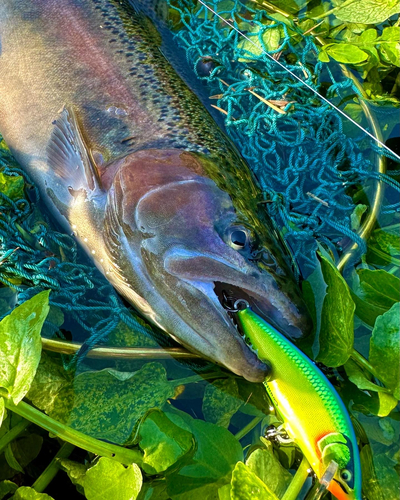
0;1;399;499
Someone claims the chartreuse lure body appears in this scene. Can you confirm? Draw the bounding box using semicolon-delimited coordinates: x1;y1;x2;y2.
237;308;362;500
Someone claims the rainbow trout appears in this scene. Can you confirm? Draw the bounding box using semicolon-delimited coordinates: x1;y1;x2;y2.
0;0;310;381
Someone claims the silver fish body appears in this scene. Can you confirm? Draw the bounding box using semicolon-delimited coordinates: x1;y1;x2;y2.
0;0;311;381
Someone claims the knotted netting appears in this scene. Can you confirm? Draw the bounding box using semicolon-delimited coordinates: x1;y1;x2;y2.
0;0;399;356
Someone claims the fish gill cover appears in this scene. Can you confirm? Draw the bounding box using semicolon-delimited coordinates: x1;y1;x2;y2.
0;0;399;499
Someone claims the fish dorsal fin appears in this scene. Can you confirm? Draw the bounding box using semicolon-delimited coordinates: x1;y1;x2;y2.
47;106;102;193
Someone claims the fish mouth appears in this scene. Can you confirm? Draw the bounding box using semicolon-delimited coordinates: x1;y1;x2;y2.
212;281;307;340
162;248;311;381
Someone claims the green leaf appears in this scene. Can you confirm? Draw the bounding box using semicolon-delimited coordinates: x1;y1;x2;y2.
237;26;280;61
0;291;50;404
202;378;242;427
325;43;368;64
11;487;54;500
350;204;367;230
0;172;25;201
369;303;400;399
376;392;398;417
0;480;17;500
245;445;292;498
166;409;243;497
344;359;386;393
379;42;400;67
0;399;4;428
262;28;281;52
230;462;279;500
58;459;88;495
316;255;355;367
351;269;399;327
335;0;400;24
359;28;378;44
380;26;400;42
8;434;43;472
138;409;194;474
27;352;72;414
361;445;400;499
367;226;400;265
50;362;176;445
84;458;142;500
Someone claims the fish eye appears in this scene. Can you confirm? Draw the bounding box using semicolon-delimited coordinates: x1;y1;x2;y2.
340;469;352;482
229;228;249;250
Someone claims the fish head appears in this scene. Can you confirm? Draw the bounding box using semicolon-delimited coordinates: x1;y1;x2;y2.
106;149;311;382
327;467;362;500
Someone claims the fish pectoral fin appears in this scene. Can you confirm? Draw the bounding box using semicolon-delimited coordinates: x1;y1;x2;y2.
47;105;102;194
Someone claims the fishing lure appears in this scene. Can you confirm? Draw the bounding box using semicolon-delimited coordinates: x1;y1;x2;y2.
236;305;362;500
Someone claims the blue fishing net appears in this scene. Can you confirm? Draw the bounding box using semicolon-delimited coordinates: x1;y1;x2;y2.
0;0;399;356
166;0;400;270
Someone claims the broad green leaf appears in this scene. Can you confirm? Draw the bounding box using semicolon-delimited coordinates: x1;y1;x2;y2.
0;480;17;500
369;303;400;399
166;409;243;497
335;0;400;24
246;445;292;498
84;458;142;500
379;42;400;66
262;28;281;52
301;258;327;359
344;359;386;393
27;352;72;414
359;28;378;44
325;43;368;64
5;446;23;473
50;362;176;445
58;459;88;495
360;445;400;500
0;172;25;201
230;461;279;500
376;392;398;417
351;269;399;326
380;26;400;42
316;255;355;367
367;227;400;266
138;409;194;474
11;487;54;500
218;483;231;500
0;291;50;404
202;378;242;427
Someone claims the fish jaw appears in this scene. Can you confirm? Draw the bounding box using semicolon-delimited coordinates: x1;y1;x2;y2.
102;149;311;381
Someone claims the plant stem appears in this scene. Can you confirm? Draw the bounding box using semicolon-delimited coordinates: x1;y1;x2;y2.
234;416;263;441
282;456;310;500
0;418;30;454
351;349;382;382
32;442;75;493
312;0;358;20
2;396;144;466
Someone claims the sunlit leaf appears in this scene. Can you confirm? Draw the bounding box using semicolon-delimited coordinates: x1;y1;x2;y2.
335;0;400;24
0;172;25;201
11;487;54;500
324;43;368;64
0;291;50;404
246;444;292;498
138;409;194;474
58;459;87;495
230;461;279;500
84;458;142;500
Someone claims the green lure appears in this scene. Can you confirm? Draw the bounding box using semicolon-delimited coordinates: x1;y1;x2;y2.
236;307;362;500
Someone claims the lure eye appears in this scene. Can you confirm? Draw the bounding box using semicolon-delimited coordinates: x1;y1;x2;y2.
229;228;248;250
340;469;352;482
